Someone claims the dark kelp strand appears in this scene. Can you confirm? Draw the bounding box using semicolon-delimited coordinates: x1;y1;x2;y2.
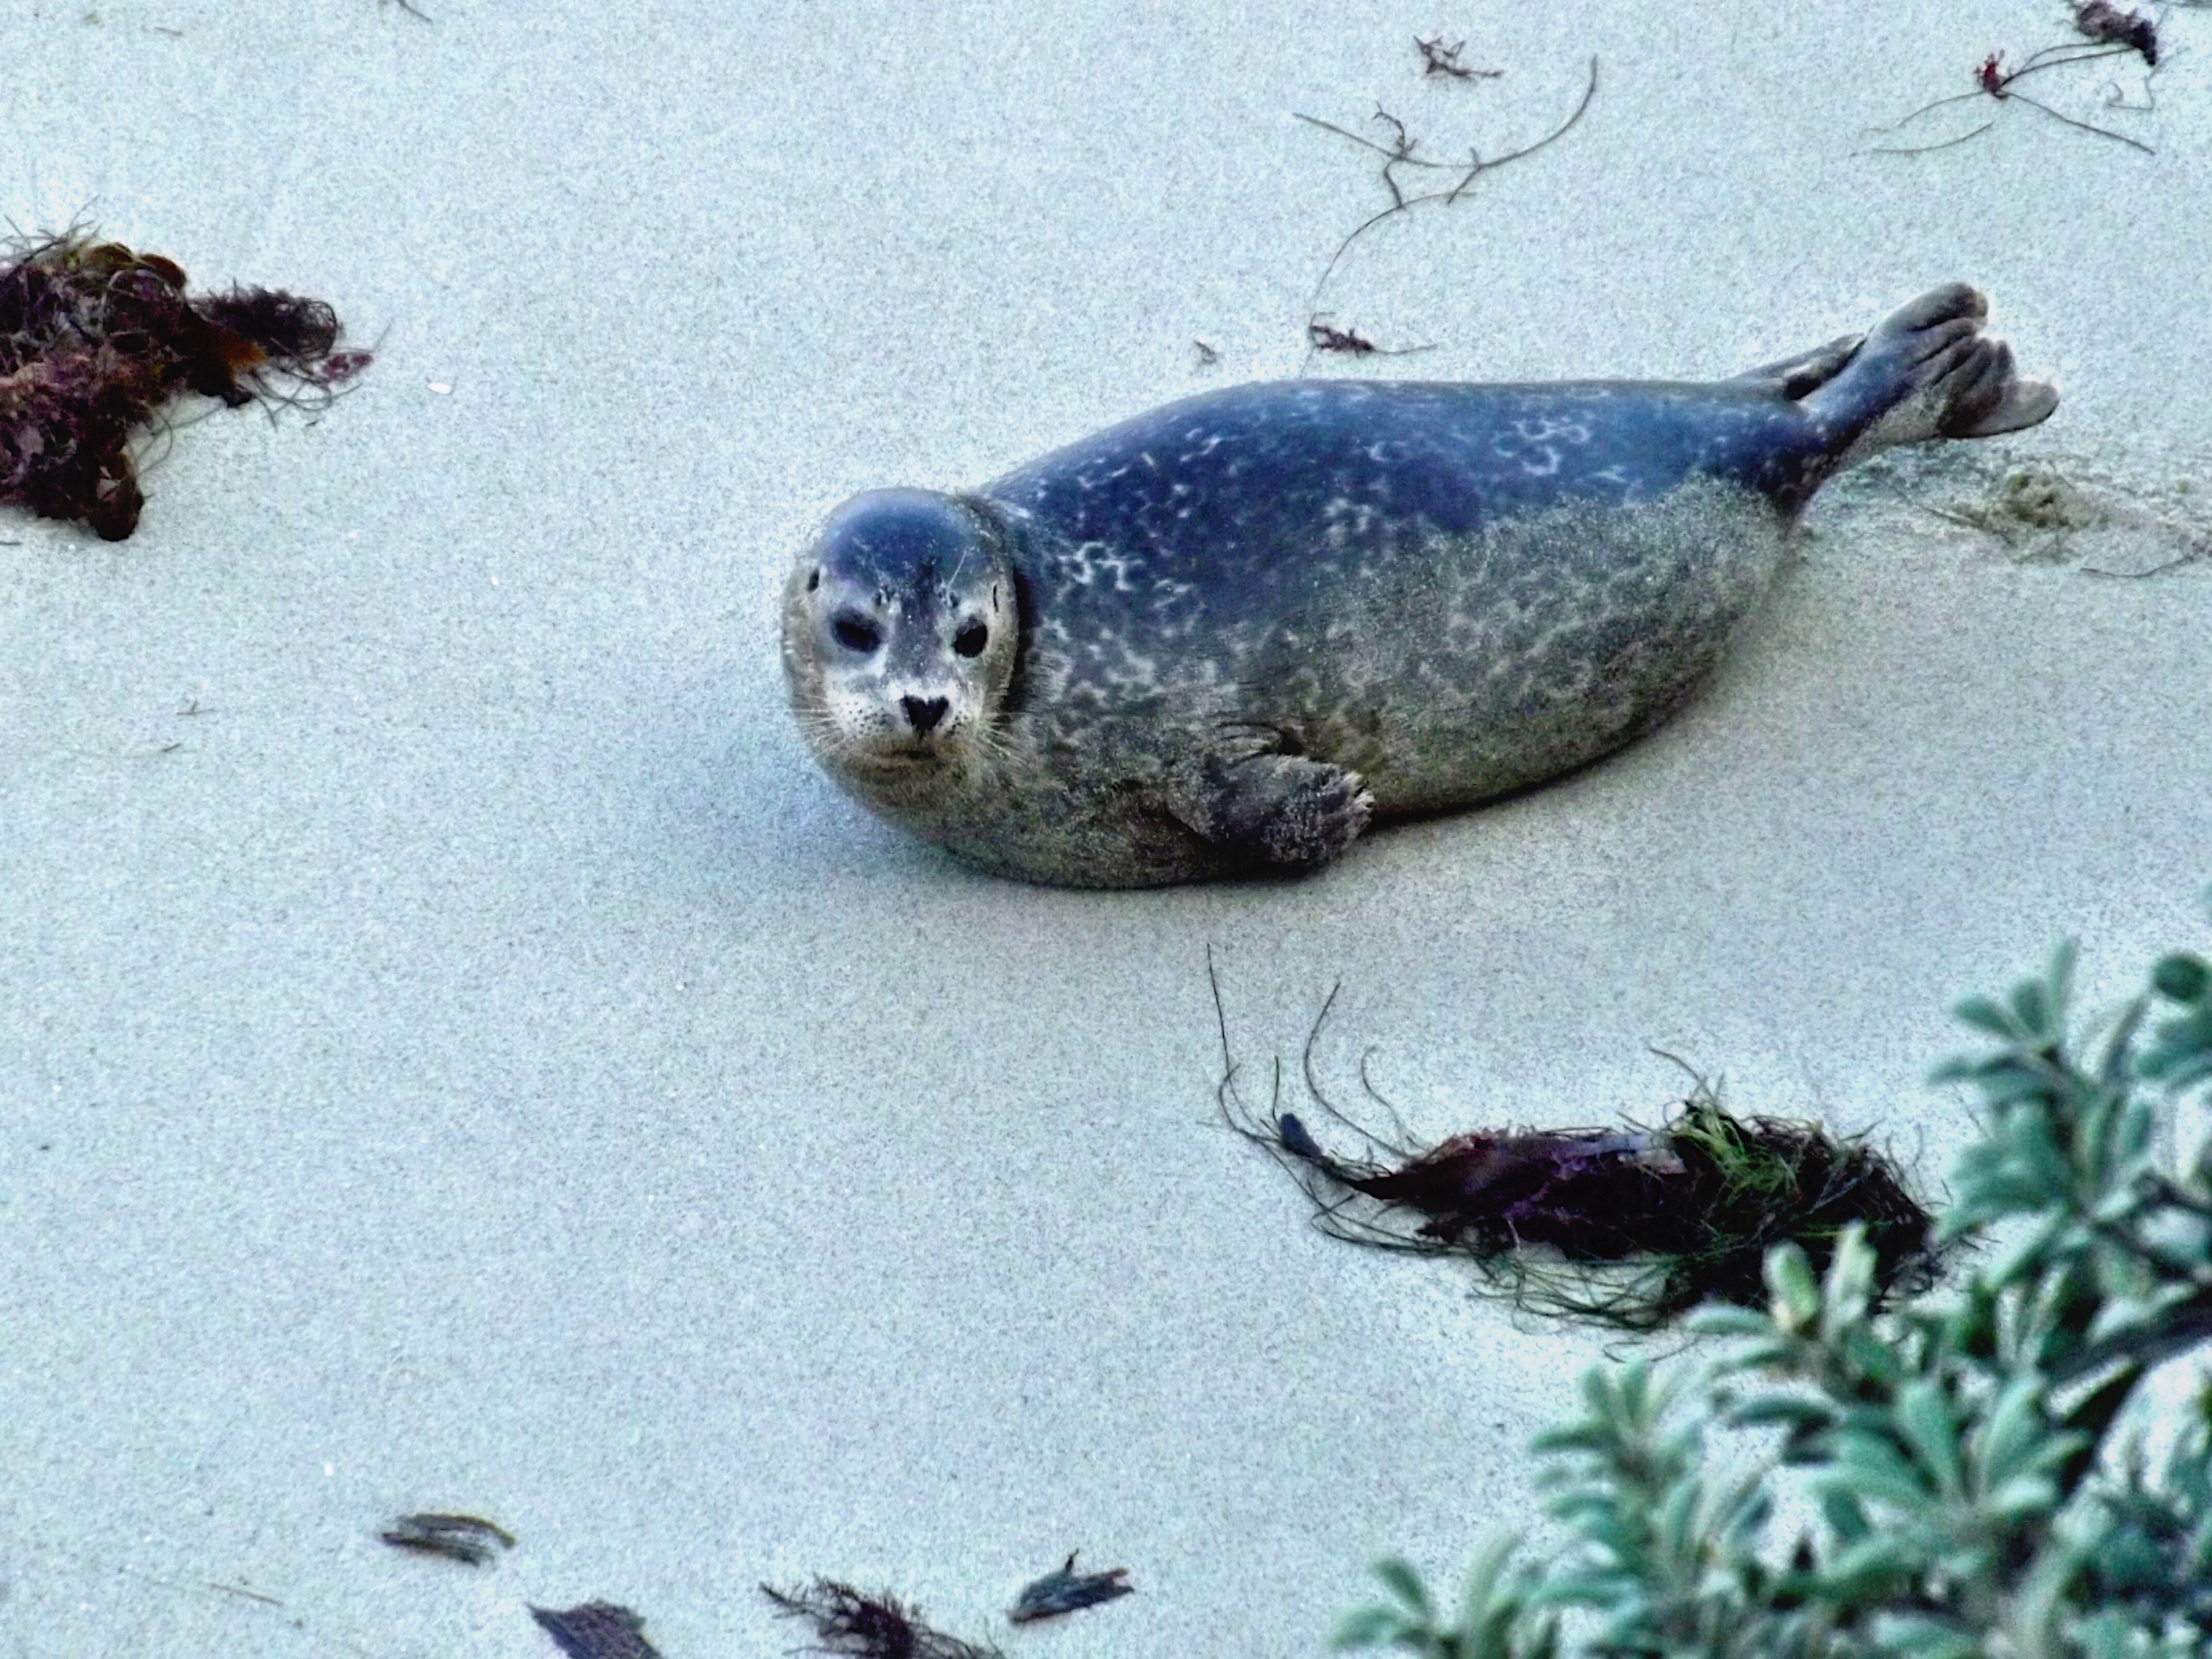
1211;956;1942;1331
531;1601;664;1659
1007;1552;1133;1623
761;1579;1005;1658
378;1511;516;1566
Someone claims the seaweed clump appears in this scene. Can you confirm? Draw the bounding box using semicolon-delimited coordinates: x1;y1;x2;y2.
1333;925;2212;1655
761;1580;1005;1658
0;232;368;540
1215;972;1941;1331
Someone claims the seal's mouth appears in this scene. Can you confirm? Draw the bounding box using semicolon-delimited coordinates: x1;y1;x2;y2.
848;742;950;772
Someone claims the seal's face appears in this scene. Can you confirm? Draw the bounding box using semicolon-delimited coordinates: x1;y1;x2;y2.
782;488;1020;810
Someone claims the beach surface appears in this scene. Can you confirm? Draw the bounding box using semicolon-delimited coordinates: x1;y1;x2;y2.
4;0;2209;1652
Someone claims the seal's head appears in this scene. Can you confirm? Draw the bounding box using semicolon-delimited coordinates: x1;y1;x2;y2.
782;487;1020;810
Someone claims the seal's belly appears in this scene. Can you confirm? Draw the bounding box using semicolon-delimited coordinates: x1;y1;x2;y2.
1199;476;1787;815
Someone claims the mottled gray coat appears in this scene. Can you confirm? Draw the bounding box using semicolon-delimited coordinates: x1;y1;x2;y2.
783;286;2054;887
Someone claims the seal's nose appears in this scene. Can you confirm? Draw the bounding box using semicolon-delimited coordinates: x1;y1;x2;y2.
901;695;949;735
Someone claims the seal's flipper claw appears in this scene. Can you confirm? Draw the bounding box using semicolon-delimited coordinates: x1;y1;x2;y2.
1879;282;1988;333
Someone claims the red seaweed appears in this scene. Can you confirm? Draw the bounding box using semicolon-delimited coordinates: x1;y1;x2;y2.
0;231;367;540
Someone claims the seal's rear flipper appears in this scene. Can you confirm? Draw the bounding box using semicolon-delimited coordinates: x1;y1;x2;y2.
1931;337;2060;437
1731;332;1863;400
1807;284;2058;458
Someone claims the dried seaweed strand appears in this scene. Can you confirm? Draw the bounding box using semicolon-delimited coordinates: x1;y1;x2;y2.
379;1510;516;1566
530;1601;665;1659
1295;56;1598;320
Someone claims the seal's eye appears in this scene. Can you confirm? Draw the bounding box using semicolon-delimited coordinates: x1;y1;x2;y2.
953;621;988;658
807;570;821;592
832;614;881;653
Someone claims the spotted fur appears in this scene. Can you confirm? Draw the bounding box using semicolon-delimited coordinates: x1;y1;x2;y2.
782;286;2055;887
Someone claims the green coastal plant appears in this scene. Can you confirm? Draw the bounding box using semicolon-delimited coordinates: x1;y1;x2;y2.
1335;919;2212;1658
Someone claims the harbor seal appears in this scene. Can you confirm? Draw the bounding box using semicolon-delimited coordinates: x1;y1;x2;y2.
783;284;2055;887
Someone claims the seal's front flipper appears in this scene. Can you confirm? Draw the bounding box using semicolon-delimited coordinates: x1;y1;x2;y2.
1169;751;1374;872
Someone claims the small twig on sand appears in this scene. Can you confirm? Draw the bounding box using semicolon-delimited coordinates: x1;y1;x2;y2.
1296;55;1599;314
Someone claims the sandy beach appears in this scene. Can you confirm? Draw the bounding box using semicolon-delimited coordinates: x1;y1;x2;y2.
4;0;2208;1652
